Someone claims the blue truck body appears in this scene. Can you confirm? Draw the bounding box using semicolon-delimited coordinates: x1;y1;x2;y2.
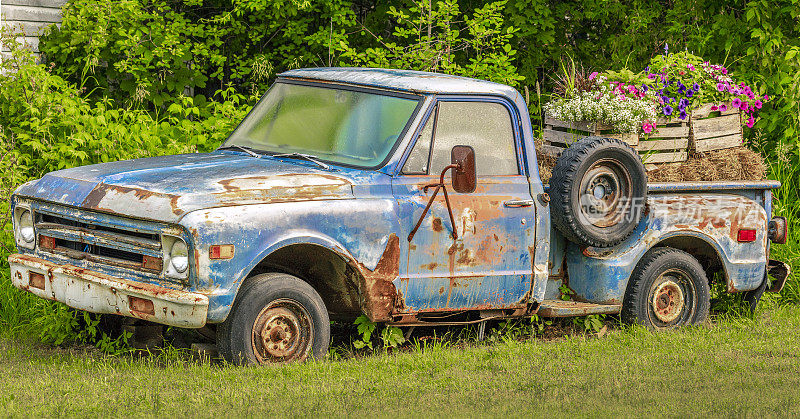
7;68;786;328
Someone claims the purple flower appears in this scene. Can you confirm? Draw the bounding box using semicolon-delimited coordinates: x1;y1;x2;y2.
686;90;694;98
716;83;725;92
679;110;688;120
663;105;674;116
732;98;742;108
720;104;728;112
692;83;700;91
642;84;649;92
664;43;669;55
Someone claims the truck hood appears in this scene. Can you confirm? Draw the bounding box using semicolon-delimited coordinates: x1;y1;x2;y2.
14;151;361;223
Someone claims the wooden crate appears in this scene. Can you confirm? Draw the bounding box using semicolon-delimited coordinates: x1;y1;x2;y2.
542;115;688;165
690;102;743;152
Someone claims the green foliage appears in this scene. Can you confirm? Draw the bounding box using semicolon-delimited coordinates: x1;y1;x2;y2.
352;314;406;350
0;31;251;348
380;325;406;348
340;0;523;86
40;0;355;108
572;314;605;334
558;284;575;301
32;306;131;354
352;314;375;350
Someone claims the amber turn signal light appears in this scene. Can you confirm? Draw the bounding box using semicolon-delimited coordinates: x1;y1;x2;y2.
209;244;235;259
737;229;757;243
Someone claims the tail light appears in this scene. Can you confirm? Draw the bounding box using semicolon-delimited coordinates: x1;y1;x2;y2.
768;217;788;244
737;229;757;243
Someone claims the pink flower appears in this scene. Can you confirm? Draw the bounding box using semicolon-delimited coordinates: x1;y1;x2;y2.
711;105;719;111
740;101;748;110
687;64;695;71
720;104;728;112
763;94;769;101
746;117;755;128
589;72;598;80
643;123;653;134
754;99;763;109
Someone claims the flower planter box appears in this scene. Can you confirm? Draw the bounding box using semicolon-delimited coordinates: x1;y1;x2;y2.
542;115;689;165
690;102;743;152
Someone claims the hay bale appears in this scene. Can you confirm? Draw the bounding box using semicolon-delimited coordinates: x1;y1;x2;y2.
647;147;766;182
537;147;556;184
535;145;765;184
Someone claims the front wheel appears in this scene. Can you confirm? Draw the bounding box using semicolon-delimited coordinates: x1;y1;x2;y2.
218;273;331;365
622;247;710;329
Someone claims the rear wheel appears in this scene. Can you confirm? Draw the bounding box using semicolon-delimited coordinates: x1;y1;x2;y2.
218;273;330;365
622;247;710;329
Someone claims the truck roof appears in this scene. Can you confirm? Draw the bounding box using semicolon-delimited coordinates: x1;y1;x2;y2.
279;67;520;99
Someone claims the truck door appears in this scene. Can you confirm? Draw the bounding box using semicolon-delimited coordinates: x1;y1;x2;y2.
392;98;536;312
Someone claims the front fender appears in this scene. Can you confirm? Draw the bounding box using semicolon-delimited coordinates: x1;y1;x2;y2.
180;199;400;322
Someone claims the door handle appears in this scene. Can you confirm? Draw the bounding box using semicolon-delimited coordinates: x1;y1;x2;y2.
503;199;534;208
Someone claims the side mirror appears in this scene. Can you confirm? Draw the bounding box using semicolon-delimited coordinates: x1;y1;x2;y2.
451;145;476;193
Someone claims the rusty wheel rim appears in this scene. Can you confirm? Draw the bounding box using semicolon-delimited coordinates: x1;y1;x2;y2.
579;159;632;228
252;299;313;364
647;268;696;328
651;279;685;323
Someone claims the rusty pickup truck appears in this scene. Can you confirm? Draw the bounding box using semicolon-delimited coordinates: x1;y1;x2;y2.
8;68;790;365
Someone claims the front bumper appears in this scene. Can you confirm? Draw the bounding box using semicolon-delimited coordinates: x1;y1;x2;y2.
9;254;209;328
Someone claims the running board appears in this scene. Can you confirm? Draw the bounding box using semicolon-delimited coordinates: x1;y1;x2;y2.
537;300;621;317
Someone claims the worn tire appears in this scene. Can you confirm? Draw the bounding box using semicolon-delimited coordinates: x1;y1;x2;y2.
622;247;710;329
217;273;330;365
550;136;647;248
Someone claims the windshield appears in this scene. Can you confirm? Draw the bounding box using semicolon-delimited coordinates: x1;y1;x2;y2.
223;82;422;167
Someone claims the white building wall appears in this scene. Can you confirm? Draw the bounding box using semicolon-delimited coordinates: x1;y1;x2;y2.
1;0;65;55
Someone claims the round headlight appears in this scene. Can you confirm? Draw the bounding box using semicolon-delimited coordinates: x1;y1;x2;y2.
19;210;34;243
170;240;189;273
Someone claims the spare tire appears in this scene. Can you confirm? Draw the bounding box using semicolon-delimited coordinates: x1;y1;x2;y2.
549;136;647;248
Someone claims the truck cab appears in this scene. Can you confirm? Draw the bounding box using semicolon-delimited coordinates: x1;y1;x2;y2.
8;68;789;365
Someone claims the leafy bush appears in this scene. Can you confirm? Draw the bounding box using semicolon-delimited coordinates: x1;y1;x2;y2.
39;0;356;108
0;30;252;347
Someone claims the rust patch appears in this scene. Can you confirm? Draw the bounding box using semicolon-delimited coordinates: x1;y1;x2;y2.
423;262;438;270
456;249;474;265
82;184;184;216
432;217;443;232
356;234;401;322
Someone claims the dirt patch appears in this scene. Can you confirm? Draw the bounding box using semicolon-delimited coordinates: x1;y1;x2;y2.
536;145;766;183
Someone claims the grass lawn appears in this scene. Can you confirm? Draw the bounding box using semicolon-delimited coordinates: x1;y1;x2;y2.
1;306;799;417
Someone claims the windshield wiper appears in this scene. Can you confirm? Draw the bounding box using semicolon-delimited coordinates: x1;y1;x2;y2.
218;145;261;158
273;152;330;170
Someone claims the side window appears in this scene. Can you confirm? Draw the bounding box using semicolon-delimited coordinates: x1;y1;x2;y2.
401;109;435;174
429;101;518;176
